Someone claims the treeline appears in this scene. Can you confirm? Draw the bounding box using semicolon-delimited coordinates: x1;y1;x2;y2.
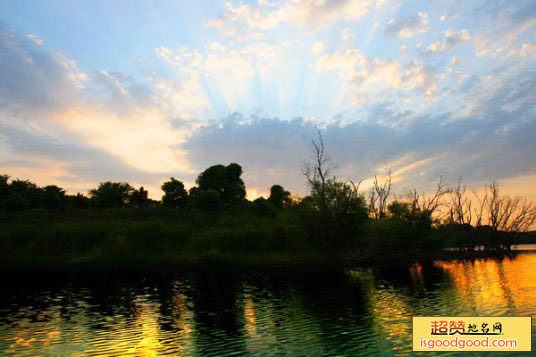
0;163;290;213
1;131;535;268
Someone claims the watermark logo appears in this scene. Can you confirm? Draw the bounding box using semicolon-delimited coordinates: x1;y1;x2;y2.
413;316;531;352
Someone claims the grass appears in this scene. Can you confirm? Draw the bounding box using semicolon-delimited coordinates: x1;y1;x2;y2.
0;207;319;270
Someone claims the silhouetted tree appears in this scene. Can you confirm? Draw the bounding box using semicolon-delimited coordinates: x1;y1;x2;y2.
41;185;66;210
130;186;150;207
268;184;292;210
66;193;92;209
196;163;246;205
3;179;40;210
301;129;369;256
301;127;331;212
408;176;449;218
369;168;392;220
195;189;221;211
161;177;188;208
480;181;536;250
89;182;134;208
388;201;433;246
0;174;8;200
252;197;277;216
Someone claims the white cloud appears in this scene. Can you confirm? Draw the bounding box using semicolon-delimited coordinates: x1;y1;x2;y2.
439;13;458;22
315;49;438;101
520;43;536;58
207;0;378;34
371;21;379;33
312;40;325;55
208;41;226;51
425;29;471;55
472;1;536;59
27;33;43;46
155;42;278;79
385;12;429;38
341;27;354;41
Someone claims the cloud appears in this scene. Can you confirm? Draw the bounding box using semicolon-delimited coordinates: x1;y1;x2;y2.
473;0;536;59
340;27;355;41
1;1;535;200
155;42;278;79
520;43;536;58
182;71;536;196
0;28;86;117
315;49;439;101
0;27;197;196
27;33;43;46
425;29;471;55
207;0;378;34
385;12;429;38
312;40;325;55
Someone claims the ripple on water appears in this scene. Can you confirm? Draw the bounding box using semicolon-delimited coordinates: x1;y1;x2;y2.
1;254;536;355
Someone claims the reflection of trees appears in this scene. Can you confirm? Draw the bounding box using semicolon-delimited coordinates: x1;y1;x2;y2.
236;270;375;355
184;271;246;355
291;271;372;354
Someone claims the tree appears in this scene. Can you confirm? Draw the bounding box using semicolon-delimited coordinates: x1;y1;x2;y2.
252;197;277;216
408;176;449;218
66;193;92;209
130;186;150;207
89;182;134;208
268;184;292;210
41;185;66;210
4;179;40;210
196;163;246;204
195;189;221;211
386;200;434;249
301;126;331;212
480;182;536;250
0;174;9;199
300;128;369;256
369;168;392;220
161;177;188;208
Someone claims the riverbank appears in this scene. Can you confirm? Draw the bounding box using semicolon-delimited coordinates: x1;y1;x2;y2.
2;243;533;274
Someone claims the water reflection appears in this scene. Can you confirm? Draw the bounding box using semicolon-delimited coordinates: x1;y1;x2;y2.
1;254;535;355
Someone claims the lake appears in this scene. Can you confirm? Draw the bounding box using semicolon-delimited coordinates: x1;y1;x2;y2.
1;253;535;356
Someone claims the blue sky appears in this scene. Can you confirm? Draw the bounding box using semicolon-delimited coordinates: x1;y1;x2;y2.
0;0;535;199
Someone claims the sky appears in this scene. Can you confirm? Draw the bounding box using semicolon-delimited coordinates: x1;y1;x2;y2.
0;0;535;200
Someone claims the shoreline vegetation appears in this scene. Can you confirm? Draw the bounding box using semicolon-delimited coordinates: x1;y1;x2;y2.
1;130;535;271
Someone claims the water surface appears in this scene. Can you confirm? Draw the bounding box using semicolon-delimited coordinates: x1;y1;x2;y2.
1;253;535;355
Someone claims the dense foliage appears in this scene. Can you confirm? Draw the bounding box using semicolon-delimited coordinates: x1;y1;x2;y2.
1;158;534;268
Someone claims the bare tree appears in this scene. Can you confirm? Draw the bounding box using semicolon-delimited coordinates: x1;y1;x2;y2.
301;126;332;211
505;197;536;233
472;186;488;228
350;179;363;197
369;168;392;219
408;176;449;217
449;176;473;225
484;182;536;234
469;181;536;250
